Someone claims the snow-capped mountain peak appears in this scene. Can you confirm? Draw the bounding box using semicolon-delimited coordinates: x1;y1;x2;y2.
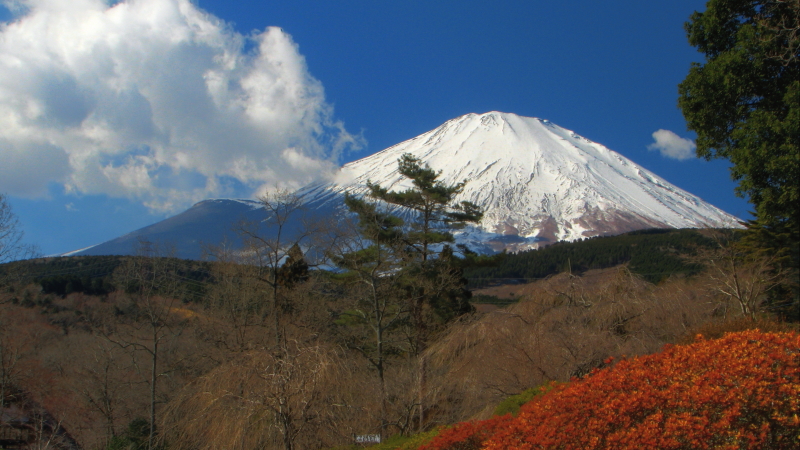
72;112;743;258
299;111;742;251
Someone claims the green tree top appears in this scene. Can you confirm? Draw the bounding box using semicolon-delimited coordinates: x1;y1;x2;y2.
367;153;483;262
678;0;799;236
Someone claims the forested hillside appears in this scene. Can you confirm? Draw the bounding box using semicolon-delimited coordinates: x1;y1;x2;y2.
1;227;720;303
0;255;213;302
466;228;719;285
1;233;794;450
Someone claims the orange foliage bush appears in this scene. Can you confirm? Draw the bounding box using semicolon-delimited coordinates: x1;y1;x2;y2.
418;415;514;450
420;330;800;450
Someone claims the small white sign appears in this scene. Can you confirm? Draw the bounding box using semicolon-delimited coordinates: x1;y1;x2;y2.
355;434;381;444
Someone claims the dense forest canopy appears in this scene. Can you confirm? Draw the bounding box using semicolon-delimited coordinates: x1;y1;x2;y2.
465;228;717;285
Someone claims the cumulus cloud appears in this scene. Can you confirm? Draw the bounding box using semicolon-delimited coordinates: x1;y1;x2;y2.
0;0;362;210
647;129;696;161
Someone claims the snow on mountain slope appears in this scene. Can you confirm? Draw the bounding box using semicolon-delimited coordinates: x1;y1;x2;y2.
298;111;742;251
70;111;742;258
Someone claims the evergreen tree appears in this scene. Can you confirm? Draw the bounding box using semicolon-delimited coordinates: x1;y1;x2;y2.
276;244;309;290
332;154;486;434
367;154;482;343
367;153;483;430
330;193;408;438
678;0;799;242
368;153;484;263
678;0;799;316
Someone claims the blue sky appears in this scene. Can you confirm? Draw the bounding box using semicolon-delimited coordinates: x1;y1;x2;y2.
0;0;751;256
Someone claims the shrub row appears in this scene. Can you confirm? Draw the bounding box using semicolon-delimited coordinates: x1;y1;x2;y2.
416;330;800;450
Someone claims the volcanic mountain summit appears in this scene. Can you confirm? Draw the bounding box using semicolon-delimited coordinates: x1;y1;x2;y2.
74;112;742;258
298;111;742;252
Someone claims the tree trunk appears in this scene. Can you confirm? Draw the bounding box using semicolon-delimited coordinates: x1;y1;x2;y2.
281;411;294;450
149;340;158;450
417;354;426;433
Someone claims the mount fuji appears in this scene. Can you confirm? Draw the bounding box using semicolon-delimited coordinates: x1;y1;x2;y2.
73;112;742;259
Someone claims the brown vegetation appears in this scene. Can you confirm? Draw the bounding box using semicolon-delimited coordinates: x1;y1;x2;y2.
420;267;758;425
0;230;794;449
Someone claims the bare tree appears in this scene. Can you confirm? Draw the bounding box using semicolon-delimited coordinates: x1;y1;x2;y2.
0;193;40;291
329;208;410;439
0;193;35;264
235;190;320;350
27;404;80;450
199;256;272;355
183;191;344;449
0;306;53;410
69;335;138;448
105;239;185;450
161;341;349;450
695;235;791;319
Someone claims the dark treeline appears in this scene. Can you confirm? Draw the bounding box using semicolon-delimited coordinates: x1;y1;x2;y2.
2;255;124;281
1;255;214;302
465;228;720;286
3;228;719;299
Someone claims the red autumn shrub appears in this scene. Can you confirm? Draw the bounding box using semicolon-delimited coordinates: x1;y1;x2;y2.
423;330;800;450
419;414;514;450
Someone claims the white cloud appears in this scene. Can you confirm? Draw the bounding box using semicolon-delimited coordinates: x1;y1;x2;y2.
0;0;362;210
647;129;696;161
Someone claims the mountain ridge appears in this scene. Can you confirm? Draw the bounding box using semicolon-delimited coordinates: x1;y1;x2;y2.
73;111;742;258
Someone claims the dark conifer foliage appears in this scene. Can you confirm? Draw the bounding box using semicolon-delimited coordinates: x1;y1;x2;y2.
678;0;799;324
679;0;799;246
276;244;309;290
0;255;213;302
364;153;484;335
465;228;719;286
368;153;484;260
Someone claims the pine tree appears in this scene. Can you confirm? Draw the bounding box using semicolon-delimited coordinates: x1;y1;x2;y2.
330;193;408;438
368;153;483;431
